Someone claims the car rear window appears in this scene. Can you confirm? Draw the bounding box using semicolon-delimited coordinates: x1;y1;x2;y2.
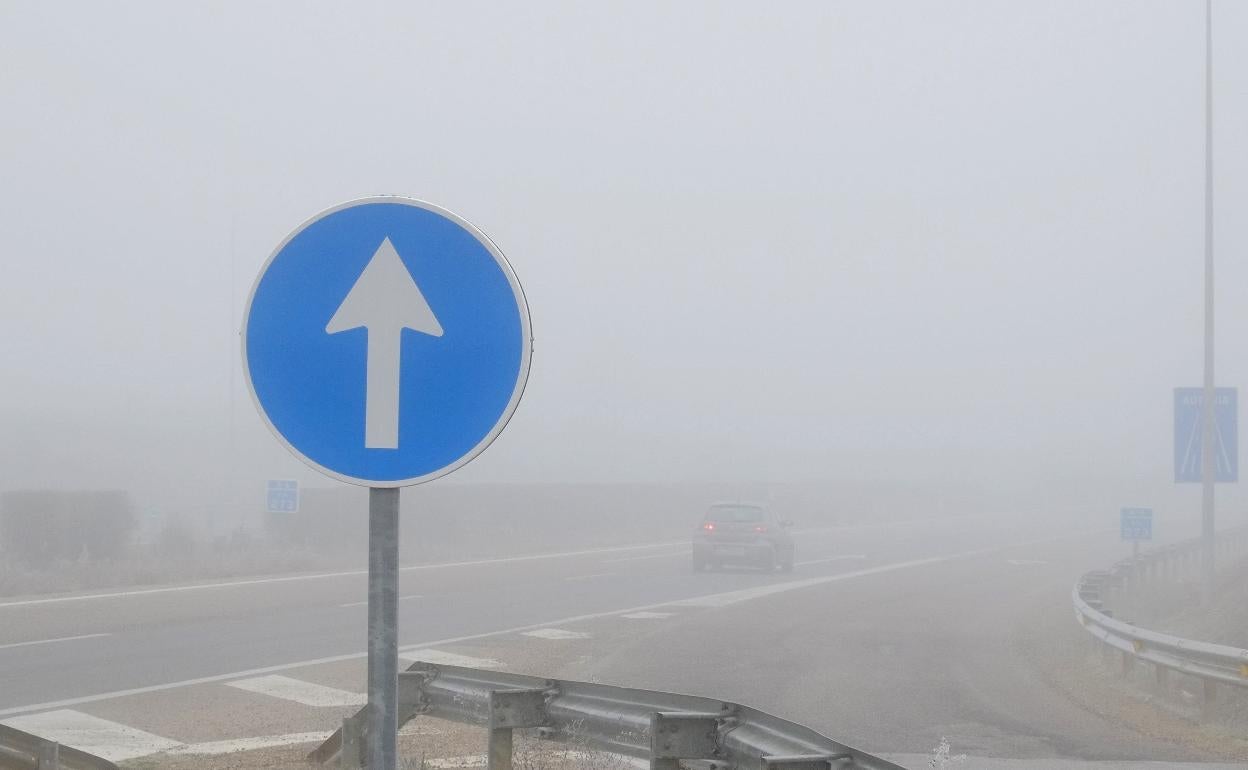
706;506;765;523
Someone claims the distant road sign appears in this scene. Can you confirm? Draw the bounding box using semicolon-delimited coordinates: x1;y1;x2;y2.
1174;387;1237;483
266;480;299;513
1120;507;1153;542
242;198;532;487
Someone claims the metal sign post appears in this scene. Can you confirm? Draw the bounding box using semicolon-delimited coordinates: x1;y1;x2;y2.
368;488;400;769
243;197;532;769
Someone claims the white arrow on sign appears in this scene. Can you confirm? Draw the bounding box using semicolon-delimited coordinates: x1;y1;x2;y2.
326;238;443;449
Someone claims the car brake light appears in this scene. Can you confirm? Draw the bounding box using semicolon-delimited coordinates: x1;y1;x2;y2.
754;525;767;533
702;522;715;532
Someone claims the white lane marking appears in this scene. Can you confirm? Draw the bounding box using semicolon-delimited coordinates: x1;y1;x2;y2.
794;554;868;567
603;551;685;564
167;731;329;755
522;628;590;640
1007;559;1048;566
226;675;366;707
400;649;503;669
339;594;423;608
1;709;179;762
0;530;1097;719
620;611;674;619
0;633;111;651
0;541;686;609
564;572;616;581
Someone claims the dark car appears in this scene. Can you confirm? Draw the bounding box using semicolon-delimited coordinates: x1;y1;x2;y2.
692;502;795;572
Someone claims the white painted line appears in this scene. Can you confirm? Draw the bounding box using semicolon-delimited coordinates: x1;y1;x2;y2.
0;540;686;609
167;731;329;756
1007;559;1048;566
340;594;423;608
1;709;179;762
0;530;1097;719
794;554;868;567
620;611;674;619
522;628;590;640
227;675;366;707
603;551;685;563
563;572;616;581
0;633;111;651
400;649;503;669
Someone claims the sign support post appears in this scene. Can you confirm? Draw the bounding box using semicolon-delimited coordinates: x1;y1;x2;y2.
1200;0;1216;605
367;487;400;769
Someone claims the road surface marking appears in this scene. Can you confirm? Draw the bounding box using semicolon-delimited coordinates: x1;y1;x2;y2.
0;530;1095;719
795;554;868;567
167;731;330;755
564;572;616;581
226;675;366;707
0;541;686;609
522;628;590;640
603;551;685;563
339;594;423;608
1006;559;1048;566
0;709;179;762
0;633;110;651
620;611;674;619
400;649;503;668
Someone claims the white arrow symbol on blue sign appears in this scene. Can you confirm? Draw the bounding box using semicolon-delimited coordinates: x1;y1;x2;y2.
326;238;443;450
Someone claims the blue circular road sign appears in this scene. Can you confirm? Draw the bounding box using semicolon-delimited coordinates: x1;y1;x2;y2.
242;198;532;487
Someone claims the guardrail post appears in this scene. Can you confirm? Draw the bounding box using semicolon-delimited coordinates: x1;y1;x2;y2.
1202;679;1218;720
37;740;59;770
488;688;549;770
649;712;720;770
1120;650;1134;678
341;710;365;770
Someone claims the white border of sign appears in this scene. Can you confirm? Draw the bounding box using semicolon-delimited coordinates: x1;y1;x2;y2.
240;196;533;488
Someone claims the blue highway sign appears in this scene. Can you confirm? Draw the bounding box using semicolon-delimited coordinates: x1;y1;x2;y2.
1120;507;1153;542
1173;387;1237;483
266;480;299;513
243;198;532;487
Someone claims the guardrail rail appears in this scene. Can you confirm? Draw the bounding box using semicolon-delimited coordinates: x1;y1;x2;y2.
1072;527;1248;714
311;662;905;770
0;724;119;770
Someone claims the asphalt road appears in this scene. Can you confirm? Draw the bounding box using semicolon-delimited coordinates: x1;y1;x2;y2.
0;511;1232;766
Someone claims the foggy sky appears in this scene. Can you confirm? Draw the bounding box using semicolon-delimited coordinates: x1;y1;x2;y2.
2;2;1247;522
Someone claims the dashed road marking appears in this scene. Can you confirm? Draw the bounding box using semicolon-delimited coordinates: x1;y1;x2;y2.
226;675;366;707
400;649;503;669
1006;559;1048;566
1;709;179;762
0;633;111;651
620;611;674;619
522;628;590;640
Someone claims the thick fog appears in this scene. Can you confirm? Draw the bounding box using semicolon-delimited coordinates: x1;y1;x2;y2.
2;2;1247;534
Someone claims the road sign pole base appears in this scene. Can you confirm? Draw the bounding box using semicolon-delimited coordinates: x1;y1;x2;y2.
367;487;400;769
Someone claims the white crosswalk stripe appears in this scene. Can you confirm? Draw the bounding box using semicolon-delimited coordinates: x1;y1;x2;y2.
226;674;366;707
1;709;180;762
521;628;590;640
400;649;503;668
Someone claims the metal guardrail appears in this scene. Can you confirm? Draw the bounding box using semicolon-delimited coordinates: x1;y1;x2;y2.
1072;527;1248;710
0;724;119;770
312;662;905;770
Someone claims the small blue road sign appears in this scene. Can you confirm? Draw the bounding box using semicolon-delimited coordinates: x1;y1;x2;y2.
1174;387;1237;483
266;480;299;513
1120;507;1153;542
242;198;532;487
